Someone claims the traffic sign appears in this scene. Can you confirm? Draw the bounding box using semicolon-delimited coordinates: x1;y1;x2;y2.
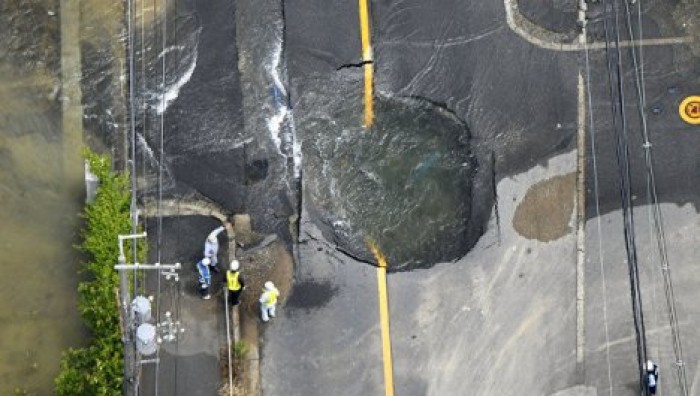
679;96;700;125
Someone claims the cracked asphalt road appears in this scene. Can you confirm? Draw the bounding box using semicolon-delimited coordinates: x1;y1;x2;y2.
261;1;700;395
124;0;700;394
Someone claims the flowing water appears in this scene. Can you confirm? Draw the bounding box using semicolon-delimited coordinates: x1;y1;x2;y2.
0;105;85;395
299;79;492;270
0;0;99;393
1;0;501;390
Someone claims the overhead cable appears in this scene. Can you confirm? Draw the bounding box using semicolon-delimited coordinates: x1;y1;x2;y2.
601;0;648;391
620;1;689;393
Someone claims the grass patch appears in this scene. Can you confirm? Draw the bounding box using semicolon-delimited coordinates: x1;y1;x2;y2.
233;340;249;360
219;340;250;396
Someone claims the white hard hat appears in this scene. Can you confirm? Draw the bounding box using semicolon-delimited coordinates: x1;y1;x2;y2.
264;281;275;291
230;260;240;271
202;257;211;266
646;360;654;371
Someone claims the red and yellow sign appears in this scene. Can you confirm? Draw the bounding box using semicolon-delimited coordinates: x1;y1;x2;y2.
679;96;700;125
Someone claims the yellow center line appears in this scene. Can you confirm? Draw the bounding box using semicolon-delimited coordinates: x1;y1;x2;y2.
358;0;374;127
367;241;395;396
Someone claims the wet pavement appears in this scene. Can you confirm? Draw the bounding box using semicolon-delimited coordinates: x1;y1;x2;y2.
263;152;583;395
261;218;384;395
133;0;296;242
158;0;246;211
69;0;700;393
586;1;690;43
261;1;700;396
79;0;128;153
262;0;583;393
580;2;700;394
287;0;578;269
2;0;695;394
584;28;700;214
519;0;579;37
387;152;580;395
300;91;479;268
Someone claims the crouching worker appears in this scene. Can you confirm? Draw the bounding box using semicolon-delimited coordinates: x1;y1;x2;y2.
259;281;279;322
226;259;245;306
196;257;212;300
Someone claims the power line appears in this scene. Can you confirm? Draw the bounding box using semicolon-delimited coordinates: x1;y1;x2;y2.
620;1;689;393
173;254;182;396
139;0;149;299
154;0;168;392
600;0;649;392
582;31;614;396
125;0;138;393
125;0;181;394
161;0;184;394
157;0;166;267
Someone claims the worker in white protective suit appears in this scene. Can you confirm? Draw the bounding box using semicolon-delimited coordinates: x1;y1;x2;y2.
204;225;225;273
259;281;280;322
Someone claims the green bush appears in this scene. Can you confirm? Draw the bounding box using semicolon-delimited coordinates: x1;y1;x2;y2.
55;150;145;395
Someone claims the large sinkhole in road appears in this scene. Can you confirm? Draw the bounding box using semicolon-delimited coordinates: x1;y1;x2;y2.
303;96;487;271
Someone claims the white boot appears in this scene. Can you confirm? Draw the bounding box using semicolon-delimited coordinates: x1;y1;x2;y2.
261;304;270;322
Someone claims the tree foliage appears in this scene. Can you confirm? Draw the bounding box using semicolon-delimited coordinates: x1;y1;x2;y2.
55;150;145;395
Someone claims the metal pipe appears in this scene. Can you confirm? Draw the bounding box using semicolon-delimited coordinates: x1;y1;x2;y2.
118;253;135;396
139;358;160;365
115;263;181;271
224;285;233;395
119;232;148;241
115;231;147;396
118;232;148;263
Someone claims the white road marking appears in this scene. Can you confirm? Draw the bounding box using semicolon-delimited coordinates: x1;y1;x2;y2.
576;72;586;364
503;0;693;52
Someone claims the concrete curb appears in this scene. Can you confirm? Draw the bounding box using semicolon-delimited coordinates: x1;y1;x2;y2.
575;72;587;367
504;0;580;51
142;198;259;395
503;0;693;51
59;0;84;180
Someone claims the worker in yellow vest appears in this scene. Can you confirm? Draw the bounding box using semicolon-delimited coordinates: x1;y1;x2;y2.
259;281;279;322
226;259;245;306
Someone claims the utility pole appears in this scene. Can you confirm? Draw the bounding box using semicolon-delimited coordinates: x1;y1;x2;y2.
116;233;181;396
117;233;142;396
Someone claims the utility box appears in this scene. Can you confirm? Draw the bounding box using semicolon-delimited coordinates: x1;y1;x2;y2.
136;323;157;355
131;296;151;324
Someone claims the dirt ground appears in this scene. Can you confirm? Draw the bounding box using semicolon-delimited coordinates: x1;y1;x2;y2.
512;172;576;242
